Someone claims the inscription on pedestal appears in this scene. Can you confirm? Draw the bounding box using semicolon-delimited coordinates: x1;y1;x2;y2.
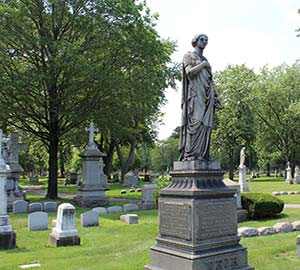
204;254;239;270
159;202;191;240
196;199;236;240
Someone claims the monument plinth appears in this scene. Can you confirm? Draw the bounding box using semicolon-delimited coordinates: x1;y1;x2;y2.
75;121;109;207
145;160;253;270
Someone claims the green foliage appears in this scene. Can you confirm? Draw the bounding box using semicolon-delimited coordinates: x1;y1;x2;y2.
241;192;284;219
153;175;171;203
213;65;257;174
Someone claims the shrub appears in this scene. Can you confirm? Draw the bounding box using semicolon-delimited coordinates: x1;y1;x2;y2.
153;175;172;204
241;192;284;219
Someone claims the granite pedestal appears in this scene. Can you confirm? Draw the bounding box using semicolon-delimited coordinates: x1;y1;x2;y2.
145;160;253;270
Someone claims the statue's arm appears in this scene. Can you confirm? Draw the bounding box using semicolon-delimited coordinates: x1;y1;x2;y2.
185;61;210;77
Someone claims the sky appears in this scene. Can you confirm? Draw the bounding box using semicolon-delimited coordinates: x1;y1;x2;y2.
145;0;300;140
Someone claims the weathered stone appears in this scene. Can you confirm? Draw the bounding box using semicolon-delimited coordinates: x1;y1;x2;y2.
43;202;58;212
28;202;43;213
292;221;300;231
145;159;253;270
257;226;277;236
49;203;80;247
13;200;28;214
224;179;242;209
120;190;126;194
141;184;157;210
120;214;138;224
136;188;142;192
123;172;139;187
123;203;139;212
273;222;293;233
272;192;281;196
107;206;122;213
288;191;295;195
80;211;99;227
281;191;288;195
92;207;107;215
75;122;109;208
238;227;259;237
28;212;48;231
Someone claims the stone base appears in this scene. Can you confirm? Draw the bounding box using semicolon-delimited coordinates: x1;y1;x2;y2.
145;246;253;270
75;194;109;208
49;233;80;247
0;231;16;249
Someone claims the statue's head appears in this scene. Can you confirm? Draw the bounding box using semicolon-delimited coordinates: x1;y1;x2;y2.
192;34;208;49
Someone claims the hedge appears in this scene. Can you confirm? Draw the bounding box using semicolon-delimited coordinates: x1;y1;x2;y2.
241;192;284;219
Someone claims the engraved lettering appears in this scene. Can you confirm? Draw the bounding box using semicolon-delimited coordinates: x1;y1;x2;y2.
159;202;191;240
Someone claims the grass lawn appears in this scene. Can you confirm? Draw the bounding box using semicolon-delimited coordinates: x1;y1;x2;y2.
2;208;300;270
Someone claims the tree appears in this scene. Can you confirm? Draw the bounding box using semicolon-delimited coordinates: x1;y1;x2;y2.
253;62;300;170
213;65;257;179
0;0;175;198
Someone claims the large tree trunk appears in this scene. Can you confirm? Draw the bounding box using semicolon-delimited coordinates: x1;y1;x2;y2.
47;134;59;199
103;139;117;179
116;138;136;184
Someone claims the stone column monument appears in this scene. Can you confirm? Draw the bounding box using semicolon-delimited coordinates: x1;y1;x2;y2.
145;34;253;270
0;129;16;249
286;161;292;184
75;121;109;207
239;147;249;192
294;165;300;184
5;132;27;210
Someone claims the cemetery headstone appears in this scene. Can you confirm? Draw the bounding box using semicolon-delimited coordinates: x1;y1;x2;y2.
107;206;122;213
80;211;99;227
123;172;139;187
120;214;138;224
92;207;107;215
294;165;300;184
0;129;16;249
13;200;28;214
286;161;292;184
28;212;48;231
141;184;157;210
75;121;109;207
145;34;253;270
49;203;80;247
123;203;139;212
43;202;58;212
238;147;249;191
28;202;43;213
29;175;39;184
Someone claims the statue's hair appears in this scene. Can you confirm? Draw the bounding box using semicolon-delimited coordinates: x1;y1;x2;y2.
191;34;208;47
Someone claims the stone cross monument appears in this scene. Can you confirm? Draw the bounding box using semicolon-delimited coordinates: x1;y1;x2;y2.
75;121;109;207
239;147;249;192
145;34;253;270
0;129;16;249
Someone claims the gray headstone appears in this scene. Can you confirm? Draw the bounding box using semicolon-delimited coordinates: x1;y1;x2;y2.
28;202;43;213
238;227;259;237
43;202;58;212
257;226;277;236
28;211;48;231
107;206;122;213
13;200;28;214
92;207;107;215
120;214;138;224
80;211;99;227
123;172;139;187
123;203;139;212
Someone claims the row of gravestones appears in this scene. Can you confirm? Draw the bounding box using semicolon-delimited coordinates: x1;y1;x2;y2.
13;200;58;214
28;209;139;231
27;203;140;231
26;203;139;247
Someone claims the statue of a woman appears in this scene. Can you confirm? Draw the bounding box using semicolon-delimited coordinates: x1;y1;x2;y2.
179;34;222;161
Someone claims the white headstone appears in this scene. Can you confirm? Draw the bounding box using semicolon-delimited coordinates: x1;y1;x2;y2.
141;184;157;209
120;214;138;224
28;211;48;231
51;203;78;238
238;147;249;192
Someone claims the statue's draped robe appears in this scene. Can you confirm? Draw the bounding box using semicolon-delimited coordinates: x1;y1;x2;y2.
179;51;216;161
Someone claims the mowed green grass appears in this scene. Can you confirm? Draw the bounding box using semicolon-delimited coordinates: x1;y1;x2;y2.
2;208;300;270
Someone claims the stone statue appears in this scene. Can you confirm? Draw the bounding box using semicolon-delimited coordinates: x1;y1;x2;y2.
179;33;222;161
240;147;246;167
